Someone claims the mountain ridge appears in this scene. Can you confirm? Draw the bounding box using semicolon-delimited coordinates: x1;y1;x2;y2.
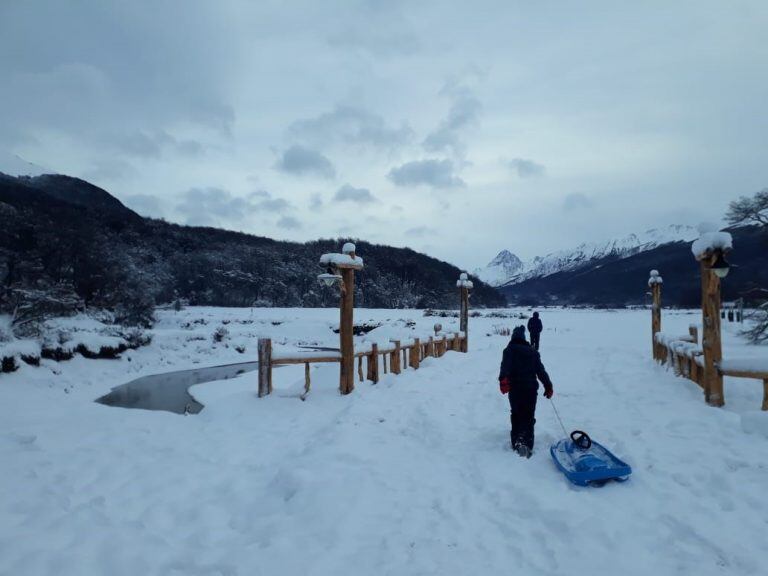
476;224;700;287
499;224;767;307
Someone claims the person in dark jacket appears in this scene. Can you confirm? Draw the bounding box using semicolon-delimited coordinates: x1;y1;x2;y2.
498;325;554;458
527;311;543;351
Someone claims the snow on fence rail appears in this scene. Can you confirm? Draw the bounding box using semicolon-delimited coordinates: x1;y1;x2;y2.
655;330;768;411
649;248;768;410
257;331;467;400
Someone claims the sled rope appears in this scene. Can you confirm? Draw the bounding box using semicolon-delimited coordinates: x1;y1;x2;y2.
549;398;570;438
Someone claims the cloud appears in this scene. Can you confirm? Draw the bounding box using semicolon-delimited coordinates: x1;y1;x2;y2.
507;158;546;178
423;84;481;157
123;193;163;217
188;101;235;137
176;187;256;226
249;190;294;212
288;105;413;151
277;215;302;230
274;145;336;179
82;158;139;182
176;187;293;226
309;193;324;210
388;159;465;189
563;193;593;211
109;130;205;160
405;226;436;238
333;184;376;204
325;4;419;57
258;198;290;212
248;190;291;213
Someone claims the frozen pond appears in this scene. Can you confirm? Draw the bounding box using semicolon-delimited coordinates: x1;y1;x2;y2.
96;361;260;414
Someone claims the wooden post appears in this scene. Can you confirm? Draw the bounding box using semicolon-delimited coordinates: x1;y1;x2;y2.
367;343;379;383
300;362;310;400
689;325;699;344
319;243;363;395
366;352;373;381
457;272;472;353
258;338;272;397
700;257;724;406
392;340;401;374
339;266;355;394
410;338;420;369
460;292;469;352
382;353;388;374
358;356;364;382
763;379;768;411
649;270;662;361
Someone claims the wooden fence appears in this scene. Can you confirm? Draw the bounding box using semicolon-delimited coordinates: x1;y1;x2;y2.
258;331;467;400
654;327;768;411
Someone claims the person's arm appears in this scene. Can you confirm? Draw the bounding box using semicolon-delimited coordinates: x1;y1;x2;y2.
536;354;554;397
499;347;511;394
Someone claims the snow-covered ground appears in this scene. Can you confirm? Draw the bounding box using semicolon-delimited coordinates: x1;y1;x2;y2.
2;307;767;575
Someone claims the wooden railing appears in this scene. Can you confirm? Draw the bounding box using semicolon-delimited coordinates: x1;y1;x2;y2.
258;331;467;400
654;326;768;411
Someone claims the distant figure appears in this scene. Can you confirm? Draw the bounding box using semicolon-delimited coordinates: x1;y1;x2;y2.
498;325;554;458
527;311;543;351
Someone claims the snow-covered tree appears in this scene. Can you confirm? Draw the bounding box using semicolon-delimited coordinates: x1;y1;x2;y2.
726;188;768;228
726;188;768;343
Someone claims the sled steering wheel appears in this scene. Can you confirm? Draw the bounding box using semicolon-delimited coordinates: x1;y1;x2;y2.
570;430;592;450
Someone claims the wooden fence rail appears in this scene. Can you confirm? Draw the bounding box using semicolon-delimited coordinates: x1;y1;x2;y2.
258;332;467;400
654;329;768;411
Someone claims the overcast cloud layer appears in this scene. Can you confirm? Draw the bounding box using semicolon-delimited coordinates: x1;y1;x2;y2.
1;1;766;270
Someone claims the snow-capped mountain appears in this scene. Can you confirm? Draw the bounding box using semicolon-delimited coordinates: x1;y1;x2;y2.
0;150;53;177
474;250;523;286
477;225;700;287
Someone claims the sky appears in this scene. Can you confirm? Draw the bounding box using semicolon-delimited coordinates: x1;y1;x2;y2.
1;0;767;271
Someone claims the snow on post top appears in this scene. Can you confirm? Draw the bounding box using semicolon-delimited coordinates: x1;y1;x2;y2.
456;272;473;289
691;231;733;259
342;242;356;255
648;269;663;286
319;252;364;269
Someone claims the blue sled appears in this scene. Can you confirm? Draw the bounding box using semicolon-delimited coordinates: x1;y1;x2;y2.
550;435;632;487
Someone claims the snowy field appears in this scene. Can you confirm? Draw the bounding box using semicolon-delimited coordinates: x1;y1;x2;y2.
2;307;767;576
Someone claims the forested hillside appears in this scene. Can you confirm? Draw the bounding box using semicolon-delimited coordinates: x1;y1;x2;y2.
0;173;503;335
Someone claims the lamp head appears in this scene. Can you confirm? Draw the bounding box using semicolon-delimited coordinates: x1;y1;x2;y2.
710;252;730;279
318;273;343;287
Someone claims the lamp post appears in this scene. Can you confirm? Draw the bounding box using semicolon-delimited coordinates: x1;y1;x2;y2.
319;243;364;395
648;270;663;361
457;272;473;353
692;232;732;407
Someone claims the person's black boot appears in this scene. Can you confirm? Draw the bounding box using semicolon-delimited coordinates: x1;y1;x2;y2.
515;444;531;459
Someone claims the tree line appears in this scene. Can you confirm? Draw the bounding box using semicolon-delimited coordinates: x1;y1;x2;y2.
0;174;504;338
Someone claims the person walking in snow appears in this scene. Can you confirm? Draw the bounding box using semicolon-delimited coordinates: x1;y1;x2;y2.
527;311;543;351
498;325;554;458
